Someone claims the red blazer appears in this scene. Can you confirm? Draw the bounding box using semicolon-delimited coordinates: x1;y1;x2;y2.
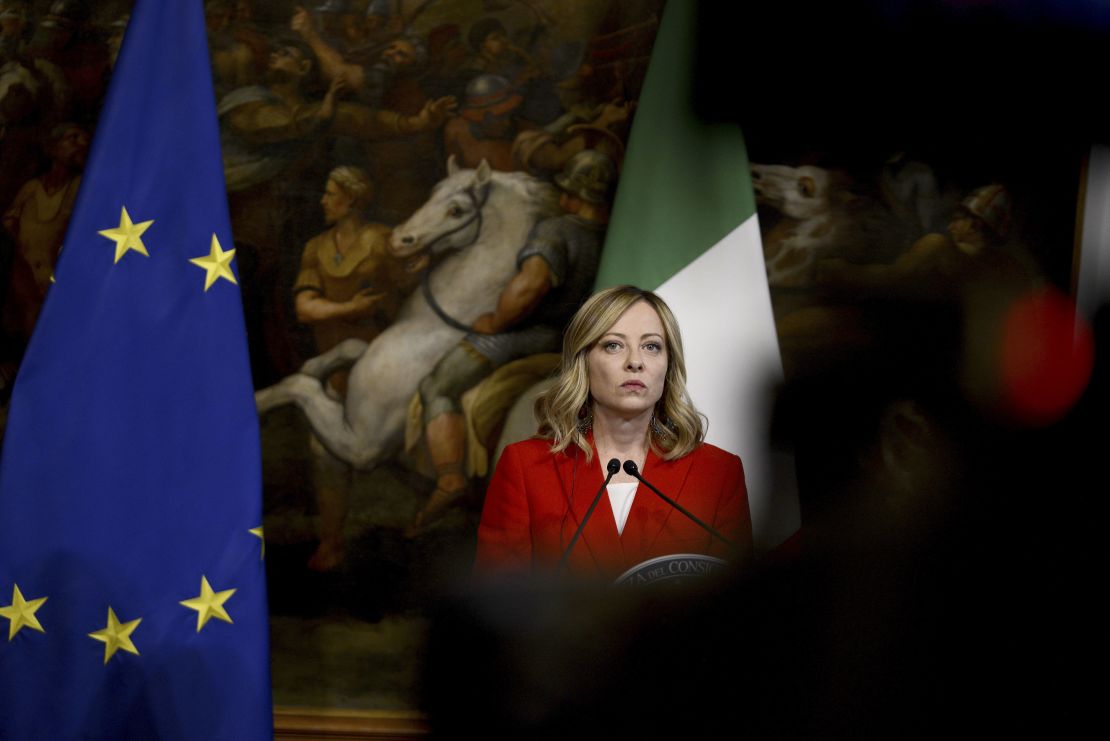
475;436;753;581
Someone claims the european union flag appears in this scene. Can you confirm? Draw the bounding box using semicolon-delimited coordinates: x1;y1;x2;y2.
0;1;271;738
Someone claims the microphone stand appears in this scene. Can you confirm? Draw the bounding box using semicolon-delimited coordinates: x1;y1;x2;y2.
623;460;737;551
558;458;621;572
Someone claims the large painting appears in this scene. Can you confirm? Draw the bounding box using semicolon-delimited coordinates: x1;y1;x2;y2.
0;0;664;720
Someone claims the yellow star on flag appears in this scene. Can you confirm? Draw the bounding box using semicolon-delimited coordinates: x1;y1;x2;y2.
98;206;153;263
0;584;47;640
189;234;238;291
88;607;141;664
249;526;265;559
180;576;236;632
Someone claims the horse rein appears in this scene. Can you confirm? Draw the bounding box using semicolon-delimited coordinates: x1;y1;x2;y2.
418;182;499;334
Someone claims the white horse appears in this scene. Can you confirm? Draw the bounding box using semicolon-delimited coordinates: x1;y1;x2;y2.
255;158;560;470
751;163;853;288
752;161;935;289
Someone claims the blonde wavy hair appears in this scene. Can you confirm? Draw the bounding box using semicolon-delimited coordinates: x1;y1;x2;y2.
534;285;705;461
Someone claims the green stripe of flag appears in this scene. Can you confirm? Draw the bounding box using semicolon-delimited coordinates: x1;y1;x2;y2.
596;0;757;290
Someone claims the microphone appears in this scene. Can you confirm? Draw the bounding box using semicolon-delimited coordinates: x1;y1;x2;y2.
622;460;737;551
558;458;621;571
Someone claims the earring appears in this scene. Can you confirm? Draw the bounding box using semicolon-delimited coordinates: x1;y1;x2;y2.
576;413;593;433
576;402;592;432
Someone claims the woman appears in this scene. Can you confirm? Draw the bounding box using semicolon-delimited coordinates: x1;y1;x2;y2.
475;285;753;580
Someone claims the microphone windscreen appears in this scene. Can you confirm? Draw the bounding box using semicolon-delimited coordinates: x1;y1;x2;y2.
622;460;638;475
606;458;621;475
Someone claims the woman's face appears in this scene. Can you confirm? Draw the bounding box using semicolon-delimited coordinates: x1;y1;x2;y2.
587;300;668;422
320;179;353;224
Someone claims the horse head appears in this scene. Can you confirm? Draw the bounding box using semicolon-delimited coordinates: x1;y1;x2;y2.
390;156;495;259
751;163;848;221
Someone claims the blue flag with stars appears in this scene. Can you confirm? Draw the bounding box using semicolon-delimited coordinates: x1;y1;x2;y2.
0;1;272;738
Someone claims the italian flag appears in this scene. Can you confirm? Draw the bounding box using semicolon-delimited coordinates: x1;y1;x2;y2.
596;0;799;550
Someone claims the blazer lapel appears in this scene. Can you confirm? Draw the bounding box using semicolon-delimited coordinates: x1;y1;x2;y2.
623;447;696;561
555;439;625;576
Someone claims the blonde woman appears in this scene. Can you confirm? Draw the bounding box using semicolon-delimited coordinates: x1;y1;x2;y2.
476;285;753;579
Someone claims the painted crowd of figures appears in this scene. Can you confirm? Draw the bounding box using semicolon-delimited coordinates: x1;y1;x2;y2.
0;0;663;569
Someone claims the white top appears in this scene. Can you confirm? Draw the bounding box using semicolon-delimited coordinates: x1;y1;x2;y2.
606;481;639;535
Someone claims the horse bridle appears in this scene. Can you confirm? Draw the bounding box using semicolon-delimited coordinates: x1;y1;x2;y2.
418;183;493;334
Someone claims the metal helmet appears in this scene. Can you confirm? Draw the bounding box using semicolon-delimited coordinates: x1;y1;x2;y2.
960;183;1012;239
554;149;618;204
460;73;522;122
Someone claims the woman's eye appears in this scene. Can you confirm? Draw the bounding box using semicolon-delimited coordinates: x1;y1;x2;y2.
603;341;621;352
643;343;661;353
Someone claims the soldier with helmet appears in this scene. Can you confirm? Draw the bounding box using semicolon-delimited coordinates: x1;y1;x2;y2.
947;183;1012;255
513;97;634;177
405;149;618;536
818;182;1035;300
460;13;559;125
361;0;401;51
443;73;526;171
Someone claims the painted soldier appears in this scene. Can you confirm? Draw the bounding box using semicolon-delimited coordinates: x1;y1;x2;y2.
407;149;617;535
